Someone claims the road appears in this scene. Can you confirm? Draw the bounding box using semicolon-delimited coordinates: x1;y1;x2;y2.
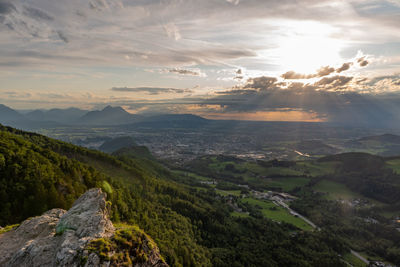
274;197;369;265
350;250;370;265
273;198;318;229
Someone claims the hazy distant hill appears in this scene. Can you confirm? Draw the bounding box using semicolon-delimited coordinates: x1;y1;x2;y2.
128;114;209;129
99;136;137;153
25;108;88;124
358;133;400;144
77;106;137;126
0;104;25;123
0;104;58;130
345;133;400;156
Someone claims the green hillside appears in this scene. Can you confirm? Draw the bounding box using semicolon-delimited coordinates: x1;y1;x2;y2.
0;125;353;266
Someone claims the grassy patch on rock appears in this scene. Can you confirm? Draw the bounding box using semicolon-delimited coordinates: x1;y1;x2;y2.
86;223;164;265
0;224;20;234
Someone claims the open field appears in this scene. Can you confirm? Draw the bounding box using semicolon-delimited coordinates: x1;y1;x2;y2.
386;158;400;174
342;253;367;267
241;198;313;230
215;189;241;197
295;161;338;176
313;180;362;200
264;177;310;191
230;211;250;218
172;170;213;182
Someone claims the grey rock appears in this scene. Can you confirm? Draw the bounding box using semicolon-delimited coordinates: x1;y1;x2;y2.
0;209;65;267
55;188;114;266
0;188;167;267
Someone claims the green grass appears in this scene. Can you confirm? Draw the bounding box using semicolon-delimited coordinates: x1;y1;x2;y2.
231;211;250;218
359;252;388;264
379;210;399;219
243;162;268;173
0;224;19;234
265;177;310;191
241;198;313;230
386;159;400;174
209;161;237;171
172;170;213;182
342;253;367;267
313;180;362;201
101;181;113;195
296;161;338;177
261;167;304;177
215;189;241;197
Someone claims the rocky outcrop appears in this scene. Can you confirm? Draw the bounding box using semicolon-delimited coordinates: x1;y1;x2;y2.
0;188;168;267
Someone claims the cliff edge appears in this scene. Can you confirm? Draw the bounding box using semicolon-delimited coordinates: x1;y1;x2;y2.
0;188;168;267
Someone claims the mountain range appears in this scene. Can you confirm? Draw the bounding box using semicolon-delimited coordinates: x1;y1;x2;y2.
24;107;88;124
0;104;208;129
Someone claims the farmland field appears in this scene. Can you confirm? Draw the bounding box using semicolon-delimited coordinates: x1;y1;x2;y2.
241;197;313;230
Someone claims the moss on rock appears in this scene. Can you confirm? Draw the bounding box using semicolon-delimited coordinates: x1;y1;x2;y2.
86;223;166;266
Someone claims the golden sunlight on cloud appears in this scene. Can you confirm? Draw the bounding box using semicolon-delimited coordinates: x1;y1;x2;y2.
200;110;324;122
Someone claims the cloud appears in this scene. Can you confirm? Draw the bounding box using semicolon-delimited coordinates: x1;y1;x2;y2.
200;74;400;127
111;87;192;95
314;75;353;88
226;0;240;5
57;30;68;43
233;69;244;80
281;55;371;80
316;66;335;77
281;71;315;80
0;0;15;15
23;6;53;21
282;63;349;80
88;0;123;11
163;23;181;41
245;76;278;90
357;57;369;67
167;68;206;77
336;62;352;73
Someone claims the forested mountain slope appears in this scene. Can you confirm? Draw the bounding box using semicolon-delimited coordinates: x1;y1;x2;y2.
0;124;348;266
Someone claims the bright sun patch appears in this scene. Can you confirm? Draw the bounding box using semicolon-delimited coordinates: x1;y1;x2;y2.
264;20;346;74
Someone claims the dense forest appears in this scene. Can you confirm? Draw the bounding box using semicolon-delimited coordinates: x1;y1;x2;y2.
0;124;349;266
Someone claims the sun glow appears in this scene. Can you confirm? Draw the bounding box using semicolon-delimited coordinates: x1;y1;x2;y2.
264;21;346;74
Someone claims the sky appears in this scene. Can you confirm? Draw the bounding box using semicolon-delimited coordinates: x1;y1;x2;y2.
0;0;400;123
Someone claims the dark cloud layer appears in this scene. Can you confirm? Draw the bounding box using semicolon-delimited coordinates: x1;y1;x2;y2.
315;75;353;88
203;74;400;127
0;0;15;15
282;58;369;80
23;6;53;21
168;68;202;76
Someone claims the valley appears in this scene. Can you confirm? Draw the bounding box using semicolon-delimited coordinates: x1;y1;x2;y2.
2;105;400;266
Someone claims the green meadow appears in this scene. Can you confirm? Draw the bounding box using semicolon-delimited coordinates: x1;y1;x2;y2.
241;198;313;231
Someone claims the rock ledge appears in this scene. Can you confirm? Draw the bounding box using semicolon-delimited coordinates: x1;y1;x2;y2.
0;188;168;267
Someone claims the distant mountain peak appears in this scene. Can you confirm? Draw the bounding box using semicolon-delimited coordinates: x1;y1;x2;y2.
101;105;129;113
77;106;135;126
102;105;114;111
0;104;25;122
